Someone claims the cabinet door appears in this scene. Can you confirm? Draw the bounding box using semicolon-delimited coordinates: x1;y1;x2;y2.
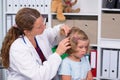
52;19;74;28
74;19;98;44
101;13;120;39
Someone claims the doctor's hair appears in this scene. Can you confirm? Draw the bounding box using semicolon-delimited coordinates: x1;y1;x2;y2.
1;8;41;68
66;27;89;54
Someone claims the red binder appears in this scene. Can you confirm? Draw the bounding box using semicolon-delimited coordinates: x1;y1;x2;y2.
90;50;97;77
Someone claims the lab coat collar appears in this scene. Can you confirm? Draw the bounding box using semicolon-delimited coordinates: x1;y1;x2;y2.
22;36;42;64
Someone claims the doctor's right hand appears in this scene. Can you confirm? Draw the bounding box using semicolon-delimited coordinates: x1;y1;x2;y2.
56;37;71;55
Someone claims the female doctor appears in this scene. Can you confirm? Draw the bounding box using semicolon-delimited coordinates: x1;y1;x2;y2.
1;8;71;80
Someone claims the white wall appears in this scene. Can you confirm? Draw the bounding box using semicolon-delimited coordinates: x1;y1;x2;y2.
0;0;3;48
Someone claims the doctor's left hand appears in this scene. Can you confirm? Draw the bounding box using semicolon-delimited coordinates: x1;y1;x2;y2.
60;24;71;36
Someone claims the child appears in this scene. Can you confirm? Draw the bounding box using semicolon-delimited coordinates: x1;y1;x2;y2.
58;27;93;80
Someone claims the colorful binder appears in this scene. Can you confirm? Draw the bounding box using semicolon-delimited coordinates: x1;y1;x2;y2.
90;50;97;77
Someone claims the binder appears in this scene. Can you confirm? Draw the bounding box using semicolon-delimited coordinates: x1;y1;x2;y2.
109;50;118;78
90;50;97;77
40;0;45;14
6;15;12;32
106;0;117;8
12;0;19;12
118;51;120;78
44;0;50;14
19;0;25;9
102;49;110;78
6;0;13;12
12;15;16;25
35;0;41;11
25;0;29;8
30;0;36;9
117;0;120;8
26;0;30;8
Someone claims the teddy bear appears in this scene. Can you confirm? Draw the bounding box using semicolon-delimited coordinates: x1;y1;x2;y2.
63;0;80;13
51;0;66;21
51;0;80;21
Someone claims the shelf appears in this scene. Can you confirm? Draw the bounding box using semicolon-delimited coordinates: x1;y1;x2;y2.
102;8;120;12
100;77;120;80
5;12;50;15
51;13;98;16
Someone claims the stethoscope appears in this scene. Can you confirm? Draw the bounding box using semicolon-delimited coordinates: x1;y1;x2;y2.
22;35;39;47
22;35;46;64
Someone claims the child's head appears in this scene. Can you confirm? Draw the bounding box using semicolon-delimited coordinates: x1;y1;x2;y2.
66;27;89;58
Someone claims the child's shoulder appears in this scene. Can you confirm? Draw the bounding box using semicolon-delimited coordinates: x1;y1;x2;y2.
62;57;69;61
81;56;89;62
62;57;73;63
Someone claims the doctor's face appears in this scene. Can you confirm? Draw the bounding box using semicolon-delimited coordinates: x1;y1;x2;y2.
31;16;46;36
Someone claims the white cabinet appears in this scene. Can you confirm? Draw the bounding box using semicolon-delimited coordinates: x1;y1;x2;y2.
98;0;120;80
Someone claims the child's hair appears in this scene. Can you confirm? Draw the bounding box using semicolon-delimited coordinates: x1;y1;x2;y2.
66;27;89;54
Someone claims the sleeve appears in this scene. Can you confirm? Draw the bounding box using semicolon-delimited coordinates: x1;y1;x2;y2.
58;58;71;76
44;24;65;47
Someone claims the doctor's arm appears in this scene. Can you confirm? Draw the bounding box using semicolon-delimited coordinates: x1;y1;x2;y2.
45;24;70;47
10;38;70;80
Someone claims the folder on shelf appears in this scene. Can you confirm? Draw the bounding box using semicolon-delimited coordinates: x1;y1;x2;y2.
12;15;16;25
40;0;45;14
19;0;25;9
6;0;13;12
102;49;110;78
25;0;32;8
30;0;36;9
12;0;19;12
106;0;117;8
118;51;120;79
44;0;50;14
109;50;118;78
6;15;12;32
35;0;41;11
90;50;97;77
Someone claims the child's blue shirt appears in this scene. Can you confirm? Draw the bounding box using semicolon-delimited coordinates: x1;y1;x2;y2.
58;56;91;80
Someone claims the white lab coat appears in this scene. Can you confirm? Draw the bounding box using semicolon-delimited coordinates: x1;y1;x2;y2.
7;24;64;80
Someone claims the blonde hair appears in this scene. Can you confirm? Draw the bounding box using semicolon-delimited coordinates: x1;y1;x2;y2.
66;27;89;54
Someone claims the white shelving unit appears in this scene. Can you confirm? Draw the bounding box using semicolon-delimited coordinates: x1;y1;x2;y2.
98;0;120;80
51;0;99;79
51;0;120;80
1;0;120;80
2;0;51;37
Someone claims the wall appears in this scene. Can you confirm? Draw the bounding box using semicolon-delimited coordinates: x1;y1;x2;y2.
0;0;3;48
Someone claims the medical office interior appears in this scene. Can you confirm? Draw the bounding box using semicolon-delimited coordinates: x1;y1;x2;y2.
0;0;120;80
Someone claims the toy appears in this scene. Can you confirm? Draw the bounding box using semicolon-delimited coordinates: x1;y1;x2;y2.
51;0;66;21
63;0;80;13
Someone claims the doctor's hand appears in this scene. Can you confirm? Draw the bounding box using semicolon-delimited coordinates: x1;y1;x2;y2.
60;24;71;36
56;37;71;55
